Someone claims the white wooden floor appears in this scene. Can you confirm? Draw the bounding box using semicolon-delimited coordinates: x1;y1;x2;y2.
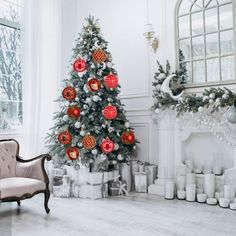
1;194;236;236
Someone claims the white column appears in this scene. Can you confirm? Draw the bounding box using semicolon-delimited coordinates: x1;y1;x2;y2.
148;110;176;196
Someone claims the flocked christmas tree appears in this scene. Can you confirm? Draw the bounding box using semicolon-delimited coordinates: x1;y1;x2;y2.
47;16;137;171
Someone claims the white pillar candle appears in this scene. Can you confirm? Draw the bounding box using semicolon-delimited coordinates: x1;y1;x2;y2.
165;181;175;199
177;190;186;200
186;184;196;202
206;198;217;205
186;173;196;185
204;174;215;198
230;203;236;210
224;185;236;201
197;193;207;203
176;176;186;190
219;198;230;208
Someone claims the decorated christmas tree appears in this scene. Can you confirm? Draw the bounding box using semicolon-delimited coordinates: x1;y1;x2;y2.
47;16;137;171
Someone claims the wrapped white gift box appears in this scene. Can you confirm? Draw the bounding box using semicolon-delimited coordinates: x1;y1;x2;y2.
87;172;103;185
146;165;157;186
103;170;119;183
52;167;66;197
78;167;89;185
120;163;132;192
79;183;108;199
134;172;147;193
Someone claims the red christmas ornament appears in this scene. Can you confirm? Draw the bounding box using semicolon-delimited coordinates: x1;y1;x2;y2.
102;105;117;120
58;131;72;145
66;147;80;160
62;86;76;101
104;74;118;89
92;49;107;64
82;134;97;150
73;58;86;72
121;131;135;145
101;138;114;154
67;106;81;119
87;78;101;92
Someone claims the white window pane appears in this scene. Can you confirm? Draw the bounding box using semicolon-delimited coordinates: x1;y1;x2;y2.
205;8;218;33
0;101;22;130
191;12;204;36
192;36;204;59
219;4;233;30
218;0;232;4
0;0;20;23
220;30;234;55
179;39;191;60
206;33;219;57
221;56;234;81
205;0;218;8
207;58;219;82
180;61;191;83
179;0;192;15
193;60;205;83
191;0;203;12
178;15;190;38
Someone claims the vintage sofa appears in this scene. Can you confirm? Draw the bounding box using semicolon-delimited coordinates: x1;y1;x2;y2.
0;139;51;213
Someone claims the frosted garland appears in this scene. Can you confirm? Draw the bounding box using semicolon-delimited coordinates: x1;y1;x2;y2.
191;110;236;147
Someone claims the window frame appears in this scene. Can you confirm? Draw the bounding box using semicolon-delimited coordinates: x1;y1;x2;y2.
0;0;23;133
175;0;236;88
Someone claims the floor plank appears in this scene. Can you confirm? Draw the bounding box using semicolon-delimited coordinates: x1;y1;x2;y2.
0;194;236;236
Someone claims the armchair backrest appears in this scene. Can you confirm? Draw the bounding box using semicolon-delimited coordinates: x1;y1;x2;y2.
0;139;19;179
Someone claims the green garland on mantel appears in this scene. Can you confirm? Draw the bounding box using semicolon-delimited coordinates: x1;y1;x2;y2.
152;60;236;116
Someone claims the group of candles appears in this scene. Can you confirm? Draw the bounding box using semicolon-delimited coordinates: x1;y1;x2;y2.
164;171;236;210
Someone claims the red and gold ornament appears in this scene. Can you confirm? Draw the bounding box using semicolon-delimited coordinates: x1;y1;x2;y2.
101;138;114;154
82;134;97;150
104;74;118;89
87;78;101;92
73;58;86;72
67;106;81;119
62;86;76;101
102;104;117;120
58;131;72;145
92;48;107;64
66;147;80;160
121;130;135;145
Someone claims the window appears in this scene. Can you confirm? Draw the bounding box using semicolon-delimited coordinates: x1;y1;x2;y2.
0;0;22;130
176;0;235;86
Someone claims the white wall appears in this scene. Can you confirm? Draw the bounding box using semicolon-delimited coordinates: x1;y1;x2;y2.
71;0;177;164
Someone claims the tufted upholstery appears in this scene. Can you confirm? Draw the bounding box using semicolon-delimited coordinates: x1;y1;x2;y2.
0;140;18;178
0;139;51;213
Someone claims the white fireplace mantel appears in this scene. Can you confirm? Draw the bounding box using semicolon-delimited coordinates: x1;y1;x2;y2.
148;110;236;196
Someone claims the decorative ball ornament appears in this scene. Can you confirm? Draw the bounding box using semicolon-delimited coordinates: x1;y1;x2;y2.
92;48;107;64
82;134;97;150
87;78;101;92
62;86;76;101
125;121;130;128
104;74;118;89
66;147;80;160
226;106;236;124
73;58;86;72
102;105;117;120
63;115;69;122
67;106;81;119
58;131;72;145
121;131;135;145
101;138;115;154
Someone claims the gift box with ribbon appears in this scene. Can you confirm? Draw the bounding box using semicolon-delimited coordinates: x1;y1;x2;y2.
134;172;148;193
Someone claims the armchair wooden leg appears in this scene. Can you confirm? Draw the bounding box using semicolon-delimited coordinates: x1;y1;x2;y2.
44;190;50;214
17;201;21;206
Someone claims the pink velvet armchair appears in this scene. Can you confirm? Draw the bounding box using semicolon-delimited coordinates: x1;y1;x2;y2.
0;139;51;213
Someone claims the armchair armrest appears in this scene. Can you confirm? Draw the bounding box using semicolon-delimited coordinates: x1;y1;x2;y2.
16;154;52;183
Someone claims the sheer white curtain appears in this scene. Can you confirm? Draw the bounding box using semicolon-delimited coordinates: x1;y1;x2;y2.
21;0;62;156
